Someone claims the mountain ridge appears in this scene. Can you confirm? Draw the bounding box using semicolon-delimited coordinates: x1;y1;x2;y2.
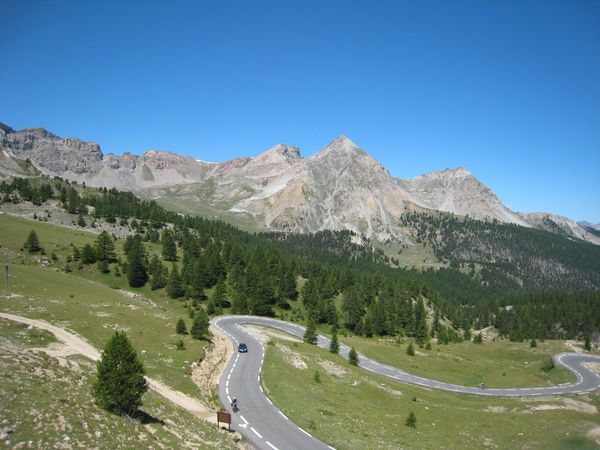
1;122;598;245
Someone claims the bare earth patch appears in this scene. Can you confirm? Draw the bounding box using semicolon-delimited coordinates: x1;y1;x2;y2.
587;426;600;446
317;358;347;377
484;406;508;413
565;340;582;353
523;396;597;414
191;324;233;420
241;324;302;344
276;344;308;370
363;377;403;396
583;362;600;377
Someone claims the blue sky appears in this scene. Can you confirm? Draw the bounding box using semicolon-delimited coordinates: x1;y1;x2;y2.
1;1;599;222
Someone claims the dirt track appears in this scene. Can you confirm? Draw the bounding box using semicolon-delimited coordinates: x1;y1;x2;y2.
0;312;215;422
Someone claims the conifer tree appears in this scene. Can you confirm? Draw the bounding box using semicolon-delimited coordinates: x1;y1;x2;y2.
92;331;148;416
191;308;209;340
413;298;429;345
166;264;185;299
329;329;339;354
584;335;592;351
97;259;110;274
25;229;41;253
161;231;177;261
348;347;359;366
406;341;415;356
150;262;167;290
95;231;116;262
405;411;417;428
175;318;187;335
81;244;96;264
188;259;207;300
212;277;227;308
304;319;318;344
127;238;147;288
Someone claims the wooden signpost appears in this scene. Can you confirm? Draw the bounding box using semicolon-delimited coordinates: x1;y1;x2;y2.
217;411;231;431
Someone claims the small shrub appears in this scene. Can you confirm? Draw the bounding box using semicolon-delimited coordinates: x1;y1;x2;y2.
348;347;359;366
175;318;187;335
541;356;555;372
530;338;537;348
313;370;321;383
584;335;592;351
176;339;185;350
406;411;417;428
406;341;415;356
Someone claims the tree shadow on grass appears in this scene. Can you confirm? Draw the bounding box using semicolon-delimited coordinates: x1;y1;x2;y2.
131;409;166;425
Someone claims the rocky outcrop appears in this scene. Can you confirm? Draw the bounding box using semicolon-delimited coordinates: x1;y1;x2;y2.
1;126;103;175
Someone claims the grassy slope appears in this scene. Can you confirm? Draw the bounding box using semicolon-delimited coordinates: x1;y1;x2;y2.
0;319;235;449
342;335;574;388
0;214;210;399
262;339;600;450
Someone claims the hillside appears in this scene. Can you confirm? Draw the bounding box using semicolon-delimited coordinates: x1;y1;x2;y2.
2;176;599;339
1;175;600;449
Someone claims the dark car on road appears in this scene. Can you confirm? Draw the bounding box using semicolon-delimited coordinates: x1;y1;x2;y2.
238;343;248;353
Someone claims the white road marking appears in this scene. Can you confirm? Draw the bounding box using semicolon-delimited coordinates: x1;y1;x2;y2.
251;427;263;438
240;415;249;425
299;428;312;437
279;411;288;420
266;441;279;450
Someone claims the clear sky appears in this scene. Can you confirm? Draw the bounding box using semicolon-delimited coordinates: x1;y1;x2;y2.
1;1;599;222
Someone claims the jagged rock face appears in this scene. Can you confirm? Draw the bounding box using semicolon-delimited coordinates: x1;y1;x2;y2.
1;126;103;175
398;167;530;227
0;125;208;189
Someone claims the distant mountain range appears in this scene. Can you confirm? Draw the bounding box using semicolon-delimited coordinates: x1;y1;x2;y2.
1;121;598;246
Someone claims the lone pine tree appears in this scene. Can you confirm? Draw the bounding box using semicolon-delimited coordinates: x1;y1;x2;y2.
92;331;148;416
25;229;41;253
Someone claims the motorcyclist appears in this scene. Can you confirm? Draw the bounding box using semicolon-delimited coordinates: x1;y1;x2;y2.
231;397;238;411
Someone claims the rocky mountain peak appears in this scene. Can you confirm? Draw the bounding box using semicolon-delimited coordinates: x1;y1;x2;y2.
317;135;362;157
254;144;302;165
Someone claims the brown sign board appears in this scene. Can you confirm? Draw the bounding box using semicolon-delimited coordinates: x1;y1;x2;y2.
217;411;231;430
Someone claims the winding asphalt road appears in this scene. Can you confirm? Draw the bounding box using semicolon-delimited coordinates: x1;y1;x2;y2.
213;315;600;450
